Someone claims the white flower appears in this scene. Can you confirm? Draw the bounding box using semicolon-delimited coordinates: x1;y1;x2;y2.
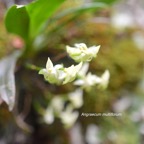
51;97;64;110
51;96;64;114
43;96;79;128
43;96;65;124
68;89;83;108
43;106;54;124
39;57;82;85
66;43;100;62
74;72;101;90
60;105;79;128
74;64;110;90
74;63;101;88
63;62;82;84
98;70;110;89
39;58;64;84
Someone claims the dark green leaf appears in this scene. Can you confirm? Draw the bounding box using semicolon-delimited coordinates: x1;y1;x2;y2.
5;5;30;41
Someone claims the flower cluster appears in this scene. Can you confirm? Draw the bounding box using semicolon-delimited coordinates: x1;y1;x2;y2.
66;43;100;62
43;89;83;128
39;43;110;128
74;63;110;91
39;58;82;85
39;43;102;85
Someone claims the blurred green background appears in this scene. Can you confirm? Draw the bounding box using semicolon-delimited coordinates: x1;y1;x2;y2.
0;0;144;144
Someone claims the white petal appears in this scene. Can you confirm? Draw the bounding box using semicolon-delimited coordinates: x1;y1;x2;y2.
44;107;54;124
51;96;64;113
75;43;87;50
66;46;81;55
77;63;89;77
46;57;53;70
99;70;110;89
102;70;110;81
60;106;79;128
54;64;63;70
39;69;47;75
74;62;83;73
74;79;84;86
89;45;100;55
68;89;83;108
86;73;100;86
58;70;66;81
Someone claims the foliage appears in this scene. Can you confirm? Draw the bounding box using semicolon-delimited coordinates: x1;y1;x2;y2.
5;0;65;41
0;51;21;110
95;0;118;5
0;0;143;143
1;0;65;110
0;0;109;112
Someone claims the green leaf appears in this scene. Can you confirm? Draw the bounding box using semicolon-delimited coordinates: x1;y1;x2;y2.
26;0;65;38
5;0;65;41
0;51;21;111
5;5;30;41
95;0;118;5
34;2;108;49
54;2;108;20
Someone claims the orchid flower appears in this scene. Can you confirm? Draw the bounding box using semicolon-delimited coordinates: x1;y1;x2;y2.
68;88;83;108
74;72;102;90
98;70;110;89
43;106;54;124
74;63;110;90
39;57;82;85
66;43;100;62
43;95;79;128
43;96;65;124
60;105;79;128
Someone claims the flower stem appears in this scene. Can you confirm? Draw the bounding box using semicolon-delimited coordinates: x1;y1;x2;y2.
25;63;42;71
